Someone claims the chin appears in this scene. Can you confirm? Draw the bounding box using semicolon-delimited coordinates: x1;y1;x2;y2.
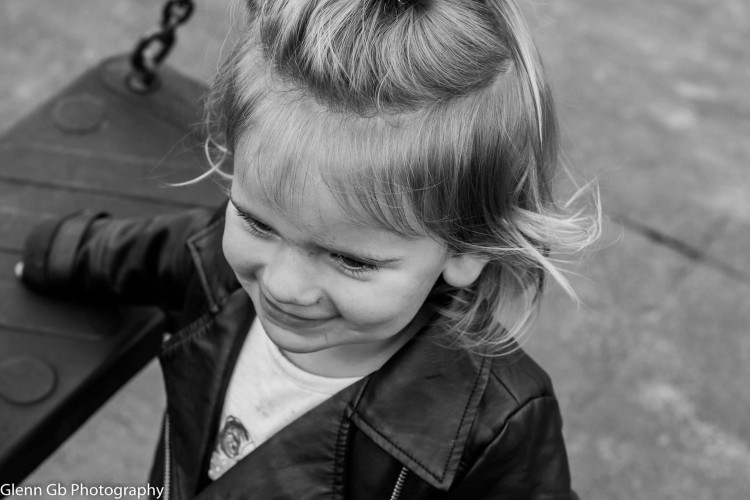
261;320;331;354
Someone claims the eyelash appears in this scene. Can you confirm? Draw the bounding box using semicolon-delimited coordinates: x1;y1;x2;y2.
237;209;275;238
331;254;380;278
235;207;380;278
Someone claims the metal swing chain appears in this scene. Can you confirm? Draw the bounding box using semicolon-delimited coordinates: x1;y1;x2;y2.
128;0;195;93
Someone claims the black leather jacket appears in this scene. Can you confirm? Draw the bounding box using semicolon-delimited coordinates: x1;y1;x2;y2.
22;204;578;499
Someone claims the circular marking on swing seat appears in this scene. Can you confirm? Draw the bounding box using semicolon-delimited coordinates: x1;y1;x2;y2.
0;356;57;405
52;93;106;134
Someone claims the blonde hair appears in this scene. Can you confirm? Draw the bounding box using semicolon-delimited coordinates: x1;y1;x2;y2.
202;0;601;354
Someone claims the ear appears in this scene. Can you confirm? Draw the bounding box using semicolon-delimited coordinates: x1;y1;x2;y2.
441;254;488;288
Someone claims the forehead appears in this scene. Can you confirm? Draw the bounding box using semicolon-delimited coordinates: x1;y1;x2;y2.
231;162;350;229
232;88;426;236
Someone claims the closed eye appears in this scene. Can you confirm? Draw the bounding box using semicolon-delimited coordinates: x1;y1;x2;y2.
234;206;275;238
330;253;380;278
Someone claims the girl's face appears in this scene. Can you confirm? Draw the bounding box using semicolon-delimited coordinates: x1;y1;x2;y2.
222;170;451;377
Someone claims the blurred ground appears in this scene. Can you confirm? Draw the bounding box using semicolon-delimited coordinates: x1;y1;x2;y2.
1;1;749;499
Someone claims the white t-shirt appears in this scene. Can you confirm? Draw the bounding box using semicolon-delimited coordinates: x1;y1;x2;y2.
208;317;363;480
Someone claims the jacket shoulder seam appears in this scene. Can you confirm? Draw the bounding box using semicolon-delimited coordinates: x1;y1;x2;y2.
488;357;553;406
479;394;560;458
503;394;558;421
488;369;523;406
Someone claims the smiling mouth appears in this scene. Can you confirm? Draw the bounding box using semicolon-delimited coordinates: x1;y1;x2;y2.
259;291;335;327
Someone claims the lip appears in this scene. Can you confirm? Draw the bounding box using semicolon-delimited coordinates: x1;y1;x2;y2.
259;291;336;329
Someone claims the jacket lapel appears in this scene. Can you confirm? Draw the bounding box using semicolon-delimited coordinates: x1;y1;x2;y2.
348;331;491;491
193;379;367;500
159;289;254;497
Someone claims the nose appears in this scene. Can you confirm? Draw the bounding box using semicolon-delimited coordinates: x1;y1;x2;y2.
261;244;322;307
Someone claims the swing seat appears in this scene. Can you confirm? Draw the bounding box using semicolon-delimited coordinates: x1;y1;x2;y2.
0;55;224;484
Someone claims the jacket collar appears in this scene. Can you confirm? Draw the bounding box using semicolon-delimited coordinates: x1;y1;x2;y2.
349;317;491;491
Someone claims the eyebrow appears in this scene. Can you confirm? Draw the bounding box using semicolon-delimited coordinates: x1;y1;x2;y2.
229;196;400;265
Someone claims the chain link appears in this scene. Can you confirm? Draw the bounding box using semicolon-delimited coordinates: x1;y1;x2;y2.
128;0;195;93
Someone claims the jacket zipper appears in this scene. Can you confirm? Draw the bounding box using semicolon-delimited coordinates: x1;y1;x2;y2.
389;466;409;500
163;414;172;500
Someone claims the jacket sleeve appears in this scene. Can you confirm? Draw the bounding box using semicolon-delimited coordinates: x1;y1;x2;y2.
448;396;579;500
20;206;220;313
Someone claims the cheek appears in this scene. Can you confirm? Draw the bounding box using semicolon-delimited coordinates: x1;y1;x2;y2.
222;220;261;277
334;274;437;326
221;223;241;269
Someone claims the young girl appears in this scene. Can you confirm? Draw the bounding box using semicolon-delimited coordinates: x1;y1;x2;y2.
20;0;598;497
